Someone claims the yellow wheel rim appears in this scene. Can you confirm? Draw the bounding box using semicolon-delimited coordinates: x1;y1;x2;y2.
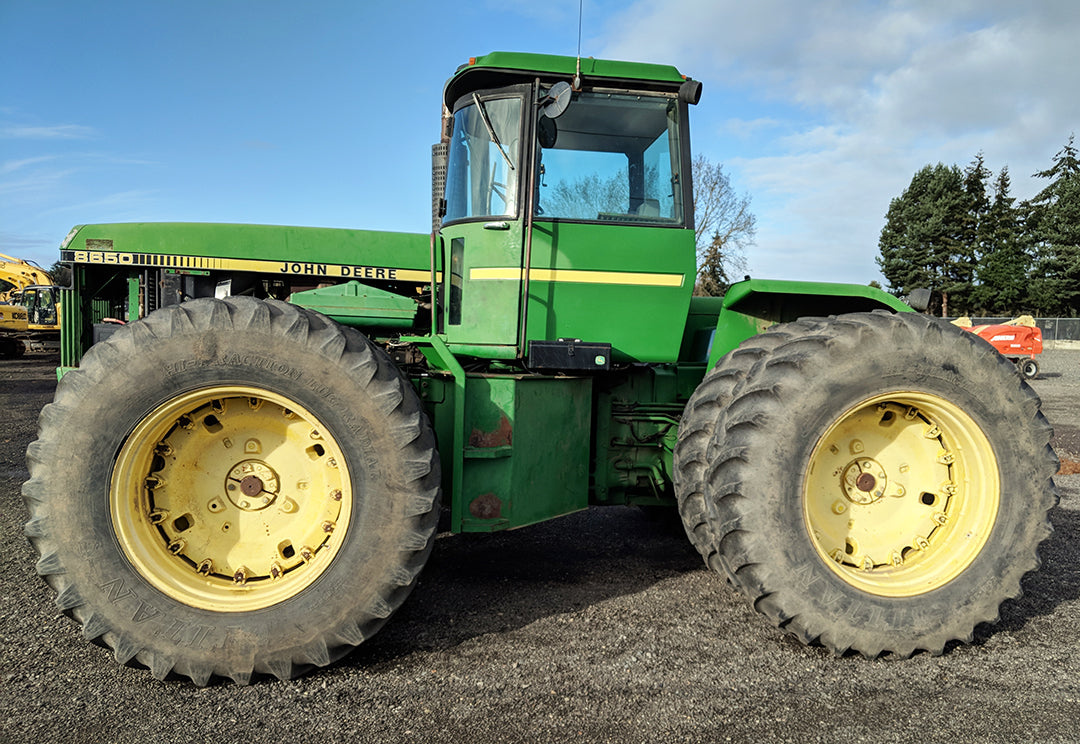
111;386;352;612
803;392;998;597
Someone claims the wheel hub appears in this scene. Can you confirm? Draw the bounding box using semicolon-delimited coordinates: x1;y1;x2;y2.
226;459;279;511
841;458;887;505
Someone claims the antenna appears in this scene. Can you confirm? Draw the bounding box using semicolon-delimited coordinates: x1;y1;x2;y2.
574;0;583;90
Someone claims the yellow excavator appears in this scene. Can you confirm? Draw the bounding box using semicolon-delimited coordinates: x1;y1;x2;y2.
0;253;60;358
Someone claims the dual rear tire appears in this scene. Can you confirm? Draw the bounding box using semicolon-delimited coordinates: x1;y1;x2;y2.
674;311;1057;656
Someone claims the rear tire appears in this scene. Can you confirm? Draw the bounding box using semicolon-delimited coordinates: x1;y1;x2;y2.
1018;357;1039;379
23;297;441;684
698;312;1057;656
674;327;815;562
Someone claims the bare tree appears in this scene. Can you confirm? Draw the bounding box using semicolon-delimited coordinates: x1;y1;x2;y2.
692;155;755;295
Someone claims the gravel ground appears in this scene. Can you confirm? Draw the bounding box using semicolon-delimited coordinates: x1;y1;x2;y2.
1;349;1078;744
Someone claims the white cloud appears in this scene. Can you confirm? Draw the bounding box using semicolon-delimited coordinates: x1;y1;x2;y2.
595;0;1078;284
0;123;96;139
0;155;58;175
0;231;56;255
0;168;78;196
38;190;159;218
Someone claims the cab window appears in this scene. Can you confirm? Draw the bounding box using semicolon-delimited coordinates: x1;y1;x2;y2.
444;95;523;222
536;91;683;225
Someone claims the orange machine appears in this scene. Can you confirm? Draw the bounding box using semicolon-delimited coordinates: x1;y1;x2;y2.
953;316;1042;379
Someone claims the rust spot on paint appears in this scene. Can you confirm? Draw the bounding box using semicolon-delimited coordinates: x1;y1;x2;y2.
469;414;513;448
469;493;502;520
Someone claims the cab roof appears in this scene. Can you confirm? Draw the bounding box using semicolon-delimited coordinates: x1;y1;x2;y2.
443;51;689;108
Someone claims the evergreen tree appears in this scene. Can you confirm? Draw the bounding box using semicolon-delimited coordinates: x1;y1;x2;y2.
1026;135;1080;316
974;167;1031;314
696;230;735;296
877;163;974;315
963;152;992;257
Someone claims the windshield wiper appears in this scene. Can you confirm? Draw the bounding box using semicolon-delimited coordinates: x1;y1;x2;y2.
472;93;515;172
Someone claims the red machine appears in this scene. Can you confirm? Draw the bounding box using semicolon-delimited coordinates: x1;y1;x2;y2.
956;317;1043;379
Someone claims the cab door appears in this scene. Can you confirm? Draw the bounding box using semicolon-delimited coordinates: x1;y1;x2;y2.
439;86;529;354
523;89;695;363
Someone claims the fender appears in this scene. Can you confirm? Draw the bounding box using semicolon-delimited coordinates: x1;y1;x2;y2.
706;278;912;368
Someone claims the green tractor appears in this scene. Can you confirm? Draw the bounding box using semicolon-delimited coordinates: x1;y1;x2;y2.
23;52;1057;685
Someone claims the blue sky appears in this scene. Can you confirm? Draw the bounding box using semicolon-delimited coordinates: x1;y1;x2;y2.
2;1;1077;286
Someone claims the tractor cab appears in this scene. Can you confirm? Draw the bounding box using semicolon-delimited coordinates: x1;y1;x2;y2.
13;284;60;330
434;52;701;366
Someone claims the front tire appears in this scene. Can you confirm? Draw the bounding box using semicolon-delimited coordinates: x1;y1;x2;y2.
699;312;1057;656
23;297;441;684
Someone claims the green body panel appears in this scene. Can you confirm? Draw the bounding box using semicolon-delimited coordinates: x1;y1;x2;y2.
290;281;418;328
706;278;913;368
58;222;435;367
62;222;431;273
406;335;591;532
437;220;695;362
458;375;591;531
439;221;524;349
523;222;694;362
58;283;81;375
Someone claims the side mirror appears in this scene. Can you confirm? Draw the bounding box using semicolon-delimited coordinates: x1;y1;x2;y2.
540;81;572;119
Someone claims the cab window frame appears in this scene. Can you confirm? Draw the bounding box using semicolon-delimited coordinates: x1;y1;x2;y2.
442;84;531;226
